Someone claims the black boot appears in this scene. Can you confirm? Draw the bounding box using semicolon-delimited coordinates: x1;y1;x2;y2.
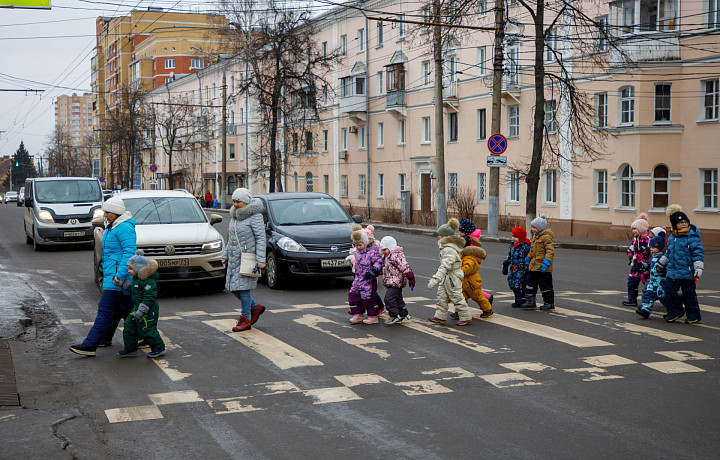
520;298;536;309
539;303;555;311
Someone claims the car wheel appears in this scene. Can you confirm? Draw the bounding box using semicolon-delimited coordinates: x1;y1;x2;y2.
94;251;103;293
265;251;283;290
24;223;31;245
32;228;42;252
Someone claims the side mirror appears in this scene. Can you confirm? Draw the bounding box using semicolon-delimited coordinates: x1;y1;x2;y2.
92;216;105;228
352;214;363;224
25;197;33;207
209;214;223;225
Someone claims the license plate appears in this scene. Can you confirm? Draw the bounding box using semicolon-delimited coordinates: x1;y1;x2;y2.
157;258;189;268
64;231;85;237
321;259;351;268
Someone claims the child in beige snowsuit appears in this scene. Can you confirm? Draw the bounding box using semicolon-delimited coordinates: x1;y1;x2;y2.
427;218;472;326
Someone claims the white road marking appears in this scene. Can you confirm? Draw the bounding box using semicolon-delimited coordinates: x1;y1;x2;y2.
480;373;542;388
500;362;555;372
294;314;391;359
176;311;208;317
203;319;323;369
564;367;624;381
207;397;265;414
699;303;720;314
655;351;713;361
643;361;705;374
483;314;614;348
303;387;362;404
581;355;637;367
404;296;431;302
148;390;203;405
335;373;389;387
152;359;192;381
420;367;475;380
401;321;500;354
395;380;453;396
105;405;163;423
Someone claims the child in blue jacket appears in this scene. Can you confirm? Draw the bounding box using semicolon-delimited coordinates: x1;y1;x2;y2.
505;226;531;307
659;204;704;323
636;236;667;319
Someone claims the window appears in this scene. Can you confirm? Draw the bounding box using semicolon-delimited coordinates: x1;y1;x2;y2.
303;172;313;192
355;76;366;96
506;40;520;87
397;14;405;40
357;29;365;52
340;35;347;55
619;86;635;125
447;55;458;82
612;0;636;34
341;175;349;197
422;61;432;86
227;176;236;194
358;125;366;150
229;144;235;160
477;109;487;140
619;164;635;208
421;7;432;33
399;173;407;193
421;117;431;143
377;22;384;47
652;164;669;209
377;122;384;147
507;171;520;203
322;85;328;105
700;168;718;209
341;127;348;150
707;0;720;28
594;169;608;205
477;0;488;16
398;119;406;145
702;79;719;120
165;78;173;84
305;131;313;151
477;172;487;203
377;71;383;95
543;170;557;203
292;172;299;192
508;105;519;138
477;46;487;75
322;130;329;152
596;15;609;51
448;113;458;142
544;100;557;134
448;173;458;202
378;174;385;198
545;30;557;62
595;92;608;128
190;58;203;69
165;58;175;69
612;0;678;33
292;133;299;153
358;174;367;198
322;41;328;59
654;83;672;123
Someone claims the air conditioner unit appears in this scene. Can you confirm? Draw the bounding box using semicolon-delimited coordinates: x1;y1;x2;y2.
338;150;347;159
348;126;358;134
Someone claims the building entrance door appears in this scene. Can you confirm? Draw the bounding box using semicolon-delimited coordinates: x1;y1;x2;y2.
421;173;431;212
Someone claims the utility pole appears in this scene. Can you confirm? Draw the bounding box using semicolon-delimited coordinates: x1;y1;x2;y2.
432;0;446;228
488;0;505;238
221;70;227;208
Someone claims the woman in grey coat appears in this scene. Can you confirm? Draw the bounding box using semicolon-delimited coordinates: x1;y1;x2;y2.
221;188;267;332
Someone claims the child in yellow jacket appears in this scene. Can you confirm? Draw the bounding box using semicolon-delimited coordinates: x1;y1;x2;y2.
460;241;494;318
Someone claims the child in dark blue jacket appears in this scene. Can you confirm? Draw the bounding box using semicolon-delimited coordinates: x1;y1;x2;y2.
505;226;531;307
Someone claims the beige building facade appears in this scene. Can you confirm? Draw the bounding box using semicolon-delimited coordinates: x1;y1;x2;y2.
54;93;93;147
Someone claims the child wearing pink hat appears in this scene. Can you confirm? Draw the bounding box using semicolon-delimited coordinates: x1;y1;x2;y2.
623;213;651;307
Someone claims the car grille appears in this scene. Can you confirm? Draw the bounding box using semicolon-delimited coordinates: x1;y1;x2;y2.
141;244;205;256
45;235;92;243
302;242;353;254
54;216;93;224
157;266;224;280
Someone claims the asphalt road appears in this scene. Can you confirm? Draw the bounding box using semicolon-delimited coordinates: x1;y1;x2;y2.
1;204;719;459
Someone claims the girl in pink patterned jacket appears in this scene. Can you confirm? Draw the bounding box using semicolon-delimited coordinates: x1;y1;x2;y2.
379;236;415;324
348;229;384;325
623;213;651;307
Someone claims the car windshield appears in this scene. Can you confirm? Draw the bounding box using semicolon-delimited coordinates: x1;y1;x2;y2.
270;197;351;225
124;197;207;224
35;180;101;203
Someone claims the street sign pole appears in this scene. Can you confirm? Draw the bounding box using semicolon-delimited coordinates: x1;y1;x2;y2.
488;0;505;238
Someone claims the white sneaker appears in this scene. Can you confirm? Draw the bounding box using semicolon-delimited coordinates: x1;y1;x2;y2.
399;315;410;323
389;316;403;325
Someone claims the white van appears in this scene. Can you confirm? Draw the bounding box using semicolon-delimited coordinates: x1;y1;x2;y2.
24;177;104;251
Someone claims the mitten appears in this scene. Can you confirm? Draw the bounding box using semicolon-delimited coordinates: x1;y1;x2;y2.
641;261;650;272
524;257;531;266
694;261;704;279
364;269;378;280
427;277;438;290
134;303;150;321
406;271;416;291
502;259;510;275
112;276;123;287
540;258;551;272
122;279;132;291
655;255;668;275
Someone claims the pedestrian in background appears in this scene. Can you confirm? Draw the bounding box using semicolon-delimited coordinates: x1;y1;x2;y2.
636;236;668;319
379;236;415;324
506;226;532;308
348;229;383;324
520;215;555;311
117;250;166;358
660;204;705;323
222;188;266;332
70;197;136;356
204;190;213;208
622;213;651;307
428;218;472;326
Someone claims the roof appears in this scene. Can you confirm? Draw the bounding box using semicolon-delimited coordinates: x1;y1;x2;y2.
31;177;100;182
115;189;195;199
256;192;334;201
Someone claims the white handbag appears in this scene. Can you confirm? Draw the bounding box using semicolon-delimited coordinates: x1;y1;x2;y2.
234;222;262;277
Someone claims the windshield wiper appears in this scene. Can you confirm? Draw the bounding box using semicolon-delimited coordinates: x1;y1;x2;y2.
300;220;342;225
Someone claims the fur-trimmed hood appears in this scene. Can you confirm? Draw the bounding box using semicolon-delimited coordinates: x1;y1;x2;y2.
461;245;486;260
439;234;466;251
229;198;264;221
110;211;133;229
136;258;158;280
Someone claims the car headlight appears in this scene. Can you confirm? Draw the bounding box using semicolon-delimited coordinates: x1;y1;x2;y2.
277;236;307;253
38;210;54;222
202;239;223;252
93;208;104;219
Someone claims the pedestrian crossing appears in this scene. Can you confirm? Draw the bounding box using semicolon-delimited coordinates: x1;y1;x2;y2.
59;290;720;424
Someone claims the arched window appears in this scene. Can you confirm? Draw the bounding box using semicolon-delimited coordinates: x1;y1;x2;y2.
652;164;669;209
305;172;314;192
619;164;635;208
227;175;235;194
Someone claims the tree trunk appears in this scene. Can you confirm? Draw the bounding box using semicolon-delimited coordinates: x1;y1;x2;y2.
526;2;545;229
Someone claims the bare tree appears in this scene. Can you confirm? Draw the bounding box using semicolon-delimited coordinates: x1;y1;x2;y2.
102;86;146;189
219;0;334;192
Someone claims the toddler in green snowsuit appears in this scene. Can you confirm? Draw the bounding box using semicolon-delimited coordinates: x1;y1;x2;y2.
117;250;166;359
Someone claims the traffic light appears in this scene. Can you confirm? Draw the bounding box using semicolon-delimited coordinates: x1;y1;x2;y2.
15;161;19;167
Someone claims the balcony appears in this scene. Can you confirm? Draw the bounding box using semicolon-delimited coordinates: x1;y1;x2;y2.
609;33;680;67
443;80;459;111
386;90;406;117
339;94;367;123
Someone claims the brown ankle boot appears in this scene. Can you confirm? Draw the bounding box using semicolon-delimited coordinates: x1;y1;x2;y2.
250;304;266;325
232;316;252;332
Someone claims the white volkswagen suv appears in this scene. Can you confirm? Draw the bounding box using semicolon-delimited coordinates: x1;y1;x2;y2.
93;189;225;291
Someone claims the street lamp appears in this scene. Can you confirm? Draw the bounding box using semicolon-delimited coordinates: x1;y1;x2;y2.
191;46;228;208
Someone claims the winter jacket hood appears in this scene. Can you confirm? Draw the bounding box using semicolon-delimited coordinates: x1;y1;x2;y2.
438;234;466;252
137;258;159;281
230;198;264;221
461;245;486;260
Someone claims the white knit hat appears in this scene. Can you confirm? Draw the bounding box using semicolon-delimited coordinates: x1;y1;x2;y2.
379;236;397;251
102;196;125;215
231;188;252;203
